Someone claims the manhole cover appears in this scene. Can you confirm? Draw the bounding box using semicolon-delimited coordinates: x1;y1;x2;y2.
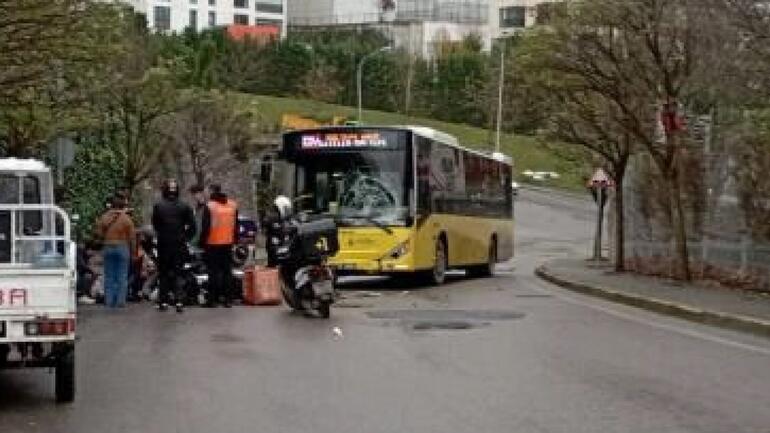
210;333;245;343
409;320;485;331
368;309;523;332
367;309;524;321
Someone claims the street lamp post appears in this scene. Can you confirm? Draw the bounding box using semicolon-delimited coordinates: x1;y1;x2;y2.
495;45;506;154
357;46;392;123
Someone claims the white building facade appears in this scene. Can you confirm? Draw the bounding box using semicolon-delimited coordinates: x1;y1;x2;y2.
287;0;490;58
489;0;559;39
125;0;286;35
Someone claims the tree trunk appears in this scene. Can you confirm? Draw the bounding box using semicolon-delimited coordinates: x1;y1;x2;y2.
669;173;692;281
614;174;625;272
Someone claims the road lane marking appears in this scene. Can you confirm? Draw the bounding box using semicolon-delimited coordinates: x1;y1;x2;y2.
530;277;770;356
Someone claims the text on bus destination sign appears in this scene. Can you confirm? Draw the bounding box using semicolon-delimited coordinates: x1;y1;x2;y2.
301;133;389;149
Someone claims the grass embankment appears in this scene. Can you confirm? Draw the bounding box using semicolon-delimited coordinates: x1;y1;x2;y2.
240;94;587;190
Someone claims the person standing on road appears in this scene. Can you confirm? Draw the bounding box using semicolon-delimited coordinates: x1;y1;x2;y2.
152;179;196;313
76;241;97;305
96;193;135;309
200;184;238;308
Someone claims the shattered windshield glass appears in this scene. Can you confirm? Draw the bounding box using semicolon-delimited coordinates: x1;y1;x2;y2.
284;129;413;226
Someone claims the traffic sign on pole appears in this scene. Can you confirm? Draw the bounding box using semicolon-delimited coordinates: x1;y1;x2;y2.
587;168;614;188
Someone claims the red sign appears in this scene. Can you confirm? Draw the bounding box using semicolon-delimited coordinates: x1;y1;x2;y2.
588;168;614;187
0;288;28;307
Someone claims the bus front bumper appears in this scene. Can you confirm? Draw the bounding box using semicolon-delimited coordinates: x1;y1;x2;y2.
331;259;418;275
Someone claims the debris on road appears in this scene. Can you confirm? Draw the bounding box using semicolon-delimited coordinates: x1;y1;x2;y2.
332;326;343;340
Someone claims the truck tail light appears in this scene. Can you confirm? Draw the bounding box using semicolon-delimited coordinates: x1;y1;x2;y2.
24;319;75;336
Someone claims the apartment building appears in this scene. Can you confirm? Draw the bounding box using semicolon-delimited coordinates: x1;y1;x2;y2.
489;0;561;39
125;0;286;35
288;0;490;58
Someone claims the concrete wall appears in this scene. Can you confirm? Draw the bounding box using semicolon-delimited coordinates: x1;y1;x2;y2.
287;0;335;25
388;21;489;57
333;0;382;24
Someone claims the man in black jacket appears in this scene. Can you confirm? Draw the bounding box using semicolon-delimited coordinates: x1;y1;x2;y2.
152;179;196;313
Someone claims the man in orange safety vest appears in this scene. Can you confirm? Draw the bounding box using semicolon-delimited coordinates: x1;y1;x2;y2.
200;184;238;308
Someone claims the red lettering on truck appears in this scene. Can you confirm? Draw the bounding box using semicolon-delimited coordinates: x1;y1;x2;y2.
0;288;28;306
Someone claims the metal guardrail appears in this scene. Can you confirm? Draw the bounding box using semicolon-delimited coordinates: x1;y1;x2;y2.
0;204;73;269
289;7;488;27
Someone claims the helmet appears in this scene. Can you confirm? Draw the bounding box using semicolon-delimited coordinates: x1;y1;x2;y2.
233;245;249;265
161;179;180;200
273;195;293;219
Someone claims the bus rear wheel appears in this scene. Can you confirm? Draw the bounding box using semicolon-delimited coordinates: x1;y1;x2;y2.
468;238;496;278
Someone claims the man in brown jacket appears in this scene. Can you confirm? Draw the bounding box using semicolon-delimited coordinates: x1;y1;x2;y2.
96;193;136;308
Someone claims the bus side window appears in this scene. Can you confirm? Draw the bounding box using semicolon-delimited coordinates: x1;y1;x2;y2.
23;176;42;233
416;138;432;215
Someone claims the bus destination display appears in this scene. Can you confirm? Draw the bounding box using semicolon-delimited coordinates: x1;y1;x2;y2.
301;132;391;150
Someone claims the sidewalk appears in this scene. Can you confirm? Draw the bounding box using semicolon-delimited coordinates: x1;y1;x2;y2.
536;258;770;338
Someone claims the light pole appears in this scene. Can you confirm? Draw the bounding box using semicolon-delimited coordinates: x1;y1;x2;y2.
495;45;506;153
357;46;392;123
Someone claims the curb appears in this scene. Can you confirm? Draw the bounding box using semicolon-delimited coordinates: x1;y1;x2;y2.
520;184;586;201
535;265;770;339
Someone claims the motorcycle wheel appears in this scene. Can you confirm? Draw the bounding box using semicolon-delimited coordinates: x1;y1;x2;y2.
280;280;301;310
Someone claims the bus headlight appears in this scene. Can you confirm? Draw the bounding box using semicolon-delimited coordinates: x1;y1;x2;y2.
388;242;410;259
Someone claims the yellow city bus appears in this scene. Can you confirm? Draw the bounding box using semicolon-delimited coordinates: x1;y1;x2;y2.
281;126;514;284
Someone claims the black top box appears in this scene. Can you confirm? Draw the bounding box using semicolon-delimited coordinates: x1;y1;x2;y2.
294;217;339;260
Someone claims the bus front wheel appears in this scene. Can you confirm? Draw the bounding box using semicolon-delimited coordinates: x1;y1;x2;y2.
423;238;447;286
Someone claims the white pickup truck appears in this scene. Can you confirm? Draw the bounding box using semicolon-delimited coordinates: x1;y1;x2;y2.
0;159;76;403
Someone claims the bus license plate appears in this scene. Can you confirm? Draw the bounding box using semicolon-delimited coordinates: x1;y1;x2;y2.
313;280;333;297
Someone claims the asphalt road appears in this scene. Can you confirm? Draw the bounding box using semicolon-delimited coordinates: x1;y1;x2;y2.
2;187;769;433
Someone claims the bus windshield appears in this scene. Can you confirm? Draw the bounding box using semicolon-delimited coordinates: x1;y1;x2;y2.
293;149;411;226
283;128;413;227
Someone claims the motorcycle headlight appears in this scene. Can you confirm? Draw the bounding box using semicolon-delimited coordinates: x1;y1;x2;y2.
388;241;410;259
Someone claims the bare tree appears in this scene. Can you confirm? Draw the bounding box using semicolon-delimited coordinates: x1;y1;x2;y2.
165;91;262;188
520;0;727;280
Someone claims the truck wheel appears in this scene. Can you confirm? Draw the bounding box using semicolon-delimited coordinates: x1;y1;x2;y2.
55;349;75;403
318;301;331;319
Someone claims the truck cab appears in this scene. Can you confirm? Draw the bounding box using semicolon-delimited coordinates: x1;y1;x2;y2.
0;159;76;403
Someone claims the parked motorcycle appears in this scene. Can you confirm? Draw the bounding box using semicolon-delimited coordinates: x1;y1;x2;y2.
139;234;208;306
271;196;339;318
140;233;247;306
